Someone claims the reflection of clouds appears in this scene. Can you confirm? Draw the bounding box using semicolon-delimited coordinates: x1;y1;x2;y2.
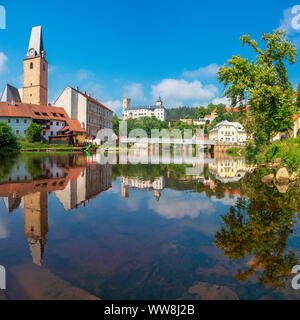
108;181;121;195
149;190;216;219
0;217;9;239
210;195;239;207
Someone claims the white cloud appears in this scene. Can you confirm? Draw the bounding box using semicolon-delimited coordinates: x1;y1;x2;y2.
103;100;121;112
279;6;300;34
212;97;231;106
0;52;8;73
48;65;56;74
149;190;216;219
182;63;220;78
151;79;218;103
123;83;145;101
77;69;94;81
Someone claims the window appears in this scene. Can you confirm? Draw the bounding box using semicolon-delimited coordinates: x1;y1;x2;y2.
51;132;53;136
34;112;40;116
52;112;57;117
24;130;26;135
30;62;33;69
16;130;19;135
50;121;53;125
43;131;46;135
16;119;19;123
60;113;65;118
8;119;10;123
42;112;48;116
24;120;27;124
56;122;59;126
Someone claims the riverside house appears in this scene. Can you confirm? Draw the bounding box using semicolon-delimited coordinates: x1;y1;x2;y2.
0;101;86;144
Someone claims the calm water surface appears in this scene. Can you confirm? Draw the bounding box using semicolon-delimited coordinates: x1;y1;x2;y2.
0;152;299;300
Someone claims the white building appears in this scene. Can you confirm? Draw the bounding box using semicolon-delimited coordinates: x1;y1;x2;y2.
209;121;247;145
55;86;113;137
122;97;166;121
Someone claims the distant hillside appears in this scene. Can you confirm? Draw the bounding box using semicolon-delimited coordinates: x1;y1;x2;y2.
167;107;198;120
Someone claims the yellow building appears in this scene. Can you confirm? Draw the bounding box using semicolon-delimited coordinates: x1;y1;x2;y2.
292;112;300;138
23;26;48;105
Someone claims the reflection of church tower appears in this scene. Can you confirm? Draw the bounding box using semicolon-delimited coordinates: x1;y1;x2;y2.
121;184;129;198
24;192;48;266
154;190;161;201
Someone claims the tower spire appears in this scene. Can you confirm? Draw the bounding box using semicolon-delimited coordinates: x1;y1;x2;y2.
26;26;45;58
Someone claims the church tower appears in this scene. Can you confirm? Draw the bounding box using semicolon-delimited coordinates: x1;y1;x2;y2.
23;26;48;105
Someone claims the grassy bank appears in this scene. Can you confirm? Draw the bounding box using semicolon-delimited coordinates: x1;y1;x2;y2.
255;136;300;171
226;147;246;157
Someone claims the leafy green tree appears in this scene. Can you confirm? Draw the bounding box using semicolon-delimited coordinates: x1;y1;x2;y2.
218;30;298;147
296;83;300;110
112;114;120;136
26;122;42;142
0;122;17;149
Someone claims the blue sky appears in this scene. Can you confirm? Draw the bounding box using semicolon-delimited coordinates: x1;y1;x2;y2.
0;0;300;116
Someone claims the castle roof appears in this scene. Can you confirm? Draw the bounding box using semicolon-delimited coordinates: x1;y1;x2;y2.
1;84;22;103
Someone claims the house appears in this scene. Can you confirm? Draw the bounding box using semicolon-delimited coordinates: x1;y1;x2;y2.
209;120;247;145
122;97;166;121
292;111;300;138
0;101;86;143
55;86;113;138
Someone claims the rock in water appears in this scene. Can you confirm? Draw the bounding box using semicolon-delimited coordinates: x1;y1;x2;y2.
276;167;290;184
262;174;274;186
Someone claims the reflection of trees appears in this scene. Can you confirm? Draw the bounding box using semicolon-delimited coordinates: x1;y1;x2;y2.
215;171;300;290
0;153;19;181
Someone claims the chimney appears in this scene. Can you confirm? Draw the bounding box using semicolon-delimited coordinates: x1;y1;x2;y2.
75;86;79;91
88;93;91;97
84;91;87;95
11;100;15;106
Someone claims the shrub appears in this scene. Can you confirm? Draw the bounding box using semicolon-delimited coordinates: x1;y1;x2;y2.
26;122;42;142
0;122;17;149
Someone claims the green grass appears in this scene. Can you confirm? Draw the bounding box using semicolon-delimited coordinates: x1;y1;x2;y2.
226;147;246;156
258;136;300;171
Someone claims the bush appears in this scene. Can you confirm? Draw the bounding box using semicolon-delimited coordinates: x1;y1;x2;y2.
26;122;42;142
0;122;17;149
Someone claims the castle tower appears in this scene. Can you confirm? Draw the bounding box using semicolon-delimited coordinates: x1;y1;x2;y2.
123;97;131;111
24;192;48;266
156;97;163;107
23;26;48;105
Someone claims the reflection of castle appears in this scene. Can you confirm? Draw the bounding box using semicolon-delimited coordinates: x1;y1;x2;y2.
121;177;165;201
0;160;112;266
208;159;252;183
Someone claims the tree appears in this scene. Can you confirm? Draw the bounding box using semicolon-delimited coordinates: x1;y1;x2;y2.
297;83;300;110
218;30;298;147
0;122;17;149
26;122;42;142
112;114;120;136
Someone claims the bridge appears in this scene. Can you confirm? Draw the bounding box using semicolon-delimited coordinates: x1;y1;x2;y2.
119;137;216;146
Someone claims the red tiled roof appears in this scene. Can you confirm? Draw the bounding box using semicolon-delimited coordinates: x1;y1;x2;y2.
0;102;86;133
292;111;300;120
72;88;113;113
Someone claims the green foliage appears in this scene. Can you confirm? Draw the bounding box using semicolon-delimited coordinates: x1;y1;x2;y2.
167;107;199;120
113;114;120;136
218;30;298;147
0;122;17;149
26;122;42;142
253;136;300;170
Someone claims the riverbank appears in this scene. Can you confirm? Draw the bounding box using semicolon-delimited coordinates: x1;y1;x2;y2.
254;136;300;171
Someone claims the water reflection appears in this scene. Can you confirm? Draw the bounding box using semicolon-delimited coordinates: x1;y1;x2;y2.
0;152;299;300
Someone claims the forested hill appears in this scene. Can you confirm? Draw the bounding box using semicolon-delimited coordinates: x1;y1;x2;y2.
166;107;199;120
